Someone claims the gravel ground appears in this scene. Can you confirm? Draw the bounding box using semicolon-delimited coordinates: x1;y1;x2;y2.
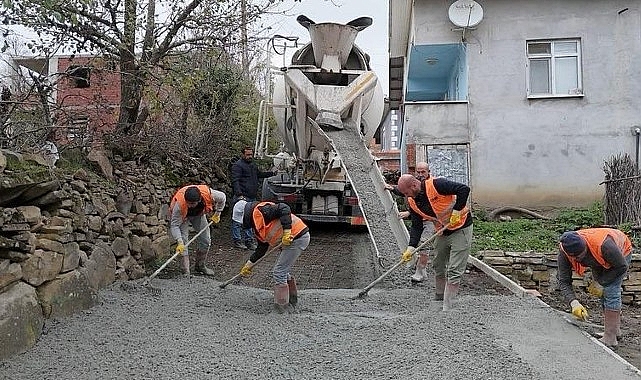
4;216;638;379
1;272;640;379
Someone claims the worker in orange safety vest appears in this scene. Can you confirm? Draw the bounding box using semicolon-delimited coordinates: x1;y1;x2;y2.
232;199;310;313
169;185;226;276
397;172;472;311
558;228;632;348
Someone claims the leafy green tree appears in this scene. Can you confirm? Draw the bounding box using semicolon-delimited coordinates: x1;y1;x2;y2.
141;47;263;168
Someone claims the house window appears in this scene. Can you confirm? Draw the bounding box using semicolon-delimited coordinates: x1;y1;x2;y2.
67;65;91;88
527;39;582;97
67;116;89;143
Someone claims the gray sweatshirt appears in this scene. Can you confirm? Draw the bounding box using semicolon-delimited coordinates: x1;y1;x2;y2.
169;188;226;244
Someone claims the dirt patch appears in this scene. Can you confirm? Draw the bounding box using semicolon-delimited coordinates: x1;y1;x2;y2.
156;222;641;371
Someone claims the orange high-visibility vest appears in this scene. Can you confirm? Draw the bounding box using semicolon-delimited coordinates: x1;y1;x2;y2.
169;185;214;220
561;228;632;276
407;177;468;230
252;201;307;245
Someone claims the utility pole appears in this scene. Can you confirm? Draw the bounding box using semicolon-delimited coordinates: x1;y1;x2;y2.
241;0;248;76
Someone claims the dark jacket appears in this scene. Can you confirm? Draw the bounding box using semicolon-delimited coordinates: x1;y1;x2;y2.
408;177;472;247
557;234;630;303
242;201;310;263
231;158;273;199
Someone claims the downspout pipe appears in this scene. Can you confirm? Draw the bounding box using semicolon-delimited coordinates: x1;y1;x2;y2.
635;127;641;174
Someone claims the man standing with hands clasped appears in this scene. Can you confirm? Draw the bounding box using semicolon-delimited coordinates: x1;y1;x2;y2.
230;146;275;250
232;199;310;313
558;228;632;348
169;185;226;277
396;170;472;311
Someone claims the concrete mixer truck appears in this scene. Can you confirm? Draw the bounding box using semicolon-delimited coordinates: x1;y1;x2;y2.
254;15;386;226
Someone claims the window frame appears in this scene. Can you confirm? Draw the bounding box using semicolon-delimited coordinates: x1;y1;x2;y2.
526;38;583;99
66;65;92;88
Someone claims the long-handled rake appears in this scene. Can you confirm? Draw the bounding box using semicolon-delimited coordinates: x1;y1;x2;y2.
353;225;448;299
219;243;283;289
121;221;214;295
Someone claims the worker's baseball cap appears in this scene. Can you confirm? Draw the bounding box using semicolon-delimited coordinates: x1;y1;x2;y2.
184;186;201;202
559;231;586;255
232;200;247;224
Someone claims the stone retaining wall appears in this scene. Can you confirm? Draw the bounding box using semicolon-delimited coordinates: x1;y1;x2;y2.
0;156;226;359
477;250;641;306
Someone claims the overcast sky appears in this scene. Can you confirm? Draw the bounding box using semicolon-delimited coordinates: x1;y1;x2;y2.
1;1;390;95
262;0;389;95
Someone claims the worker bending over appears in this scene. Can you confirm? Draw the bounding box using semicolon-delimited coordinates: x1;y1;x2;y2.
558;228;632;348
396;172;472;311
232;200;310;313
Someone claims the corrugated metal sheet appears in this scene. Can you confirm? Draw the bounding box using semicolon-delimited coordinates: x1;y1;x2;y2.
416;144;470;185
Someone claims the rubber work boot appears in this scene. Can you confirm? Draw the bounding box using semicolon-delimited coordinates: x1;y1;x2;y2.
600;308;620;348
442;282;460;311
434;276;446;301
193;250;215;276
234;240;247;249
616;310;623;339
273;283;290;314
410;253;429;283
287;277;298;307
180;255;191;276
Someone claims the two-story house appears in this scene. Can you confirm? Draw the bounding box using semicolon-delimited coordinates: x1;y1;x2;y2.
390;0;641;209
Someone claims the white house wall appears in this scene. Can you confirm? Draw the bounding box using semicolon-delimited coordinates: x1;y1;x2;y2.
405;0;641;209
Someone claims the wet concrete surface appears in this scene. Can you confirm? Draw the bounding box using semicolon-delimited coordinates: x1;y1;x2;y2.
1;226;640;379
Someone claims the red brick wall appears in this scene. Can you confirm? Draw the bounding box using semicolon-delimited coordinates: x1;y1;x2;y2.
369;139;401;172
55;56;121;143
372;150;401;172
405;143;416;172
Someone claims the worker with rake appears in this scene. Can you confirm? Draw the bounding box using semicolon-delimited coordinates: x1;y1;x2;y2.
396;172;472;311
558;228;633;348
169;185;226;277
232;199;310;313
384;161;432;282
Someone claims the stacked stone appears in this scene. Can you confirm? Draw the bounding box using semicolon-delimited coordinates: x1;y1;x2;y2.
477;250;641;306
0;165;177;359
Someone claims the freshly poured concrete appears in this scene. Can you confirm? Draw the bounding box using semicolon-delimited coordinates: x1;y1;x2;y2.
1;277;639;379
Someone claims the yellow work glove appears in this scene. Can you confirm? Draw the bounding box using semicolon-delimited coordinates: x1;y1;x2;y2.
210;211;221;224
449;210;461;225
401;247;415;263
240;262;253;277
175;243;185;256
587;280;604;298
570;300;589;321
282;229;293;246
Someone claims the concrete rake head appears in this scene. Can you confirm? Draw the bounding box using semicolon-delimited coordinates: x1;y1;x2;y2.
120;279;162;296
119;222;214;297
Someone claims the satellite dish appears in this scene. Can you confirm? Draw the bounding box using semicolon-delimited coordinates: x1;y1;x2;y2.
448;0;484;28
